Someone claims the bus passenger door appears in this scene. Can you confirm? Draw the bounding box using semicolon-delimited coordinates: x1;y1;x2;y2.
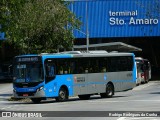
72;59;89;96
44;60;56;97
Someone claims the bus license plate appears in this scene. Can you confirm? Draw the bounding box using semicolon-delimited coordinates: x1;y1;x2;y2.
23;94;28;96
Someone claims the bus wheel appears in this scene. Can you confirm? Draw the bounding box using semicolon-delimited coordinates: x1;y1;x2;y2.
106;84;114;98
100;84;114;98
31;98;42;103
145;80;149;83
78;95;90;100
55;87;68;102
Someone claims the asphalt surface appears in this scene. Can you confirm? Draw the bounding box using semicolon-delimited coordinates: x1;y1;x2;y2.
0;81;160;120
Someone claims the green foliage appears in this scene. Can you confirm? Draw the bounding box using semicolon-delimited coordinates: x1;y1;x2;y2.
0;0;80;54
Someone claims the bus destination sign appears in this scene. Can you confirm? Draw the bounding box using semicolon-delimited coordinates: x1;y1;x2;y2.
17;57;40;62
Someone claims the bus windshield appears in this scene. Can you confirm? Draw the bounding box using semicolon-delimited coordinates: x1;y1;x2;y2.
14;63;44;83
136;62;143;72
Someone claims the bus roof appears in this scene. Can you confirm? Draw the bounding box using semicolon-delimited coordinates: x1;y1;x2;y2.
41;51;134;58
15;51;134;59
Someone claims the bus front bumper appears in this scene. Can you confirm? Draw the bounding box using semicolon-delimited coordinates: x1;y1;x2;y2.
13;88;45;98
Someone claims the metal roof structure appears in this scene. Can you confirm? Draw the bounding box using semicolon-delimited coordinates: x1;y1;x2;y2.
73;42;142;52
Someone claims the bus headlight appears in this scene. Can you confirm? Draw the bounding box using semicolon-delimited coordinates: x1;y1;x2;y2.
13;88;16;92
37;86;44;92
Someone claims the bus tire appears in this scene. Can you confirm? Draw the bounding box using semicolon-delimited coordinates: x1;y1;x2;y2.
31;98;42;103
100;83;114;98
78;95;90;100
100;93;107;98
106;83;114;98
145;80;149;83
55;87;68;102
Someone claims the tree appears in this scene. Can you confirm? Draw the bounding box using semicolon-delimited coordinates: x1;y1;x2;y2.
0;0;80;54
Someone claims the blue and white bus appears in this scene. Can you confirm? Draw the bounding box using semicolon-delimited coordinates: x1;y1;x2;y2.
13;51;136;103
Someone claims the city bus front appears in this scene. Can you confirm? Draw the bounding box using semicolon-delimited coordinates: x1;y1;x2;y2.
13;56;45;102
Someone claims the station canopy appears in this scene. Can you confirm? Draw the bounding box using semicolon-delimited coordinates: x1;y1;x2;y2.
73;42;142;52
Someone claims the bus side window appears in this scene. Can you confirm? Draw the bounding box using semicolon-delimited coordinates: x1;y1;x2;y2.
56;59;73;75
70;61;75;74
79;66;84;73
76;58;84;74
64;61;71;74
59;66;63;74
85;68;89;73
99;58;107;72
56;59;64;74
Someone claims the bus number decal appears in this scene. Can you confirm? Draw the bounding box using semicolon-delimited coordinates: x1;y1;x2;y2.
76;77;85;82
127;73;132;77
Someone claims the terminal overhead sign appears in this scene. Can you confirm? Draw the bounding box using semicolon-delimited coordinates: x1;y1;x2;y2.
109;10;159;25
71;0;160;38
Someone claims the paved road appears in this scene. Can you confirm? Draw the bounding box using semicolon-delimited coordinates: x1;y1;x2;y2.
0;83;12;101
0;81;160;120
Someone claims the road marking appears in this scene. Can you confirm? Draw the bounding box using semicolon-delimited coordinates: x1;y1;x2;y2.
132;100;160;102
0;104;22;111
1;106;12;110
88;99;160;103
88;100;127;103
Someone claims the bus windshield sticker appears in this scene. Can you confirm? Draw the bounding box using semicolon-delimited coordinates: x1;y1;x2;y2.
17;64;26;69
